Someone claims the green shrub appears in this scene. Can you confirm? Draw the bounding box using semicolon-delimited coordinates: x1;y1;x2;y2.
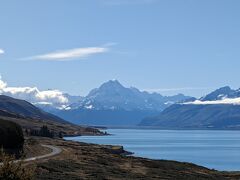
0;119;24;150
29;126;54;138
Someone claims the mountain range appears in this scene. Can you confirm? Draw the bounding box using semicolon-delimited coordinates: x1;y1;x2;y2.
140;86;240;129
3;79;240;129
66;80;190;111
40;80;192;126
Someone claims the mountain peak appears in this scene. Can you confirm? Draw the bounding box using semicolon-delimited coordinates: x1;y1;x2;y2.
86;80;125;98
106;79;121;85
200;86;234;101
217;86;232;91
100;79;124;89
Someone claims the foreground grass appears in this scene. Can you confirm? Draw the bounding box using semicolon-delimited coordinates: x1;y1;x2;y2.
0;151;35;180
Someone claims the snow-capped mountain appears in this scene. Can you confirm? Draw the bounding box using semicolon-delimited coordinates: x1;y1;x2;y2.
67;80;191;111
182;86;240;105
45;80;192;126
0;77;192;126
200;86;240;101
140;86;240;129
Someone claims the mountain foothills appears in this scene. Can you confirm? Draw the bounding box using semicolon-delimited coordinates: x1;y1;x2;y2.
0;95;103;136
41;80;191;126
140;86;240;129
0;95;66;123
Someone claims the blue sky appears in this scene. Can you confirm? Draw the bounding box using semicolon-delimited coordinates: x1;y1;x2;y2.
0;0;240;97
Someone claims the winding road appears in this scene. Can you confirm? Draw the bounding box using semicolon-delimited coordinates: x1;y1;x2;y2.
0;144;62;165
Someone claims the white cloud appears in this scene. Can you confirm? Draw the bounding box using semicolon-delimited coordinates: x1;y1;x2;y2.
23;46;109;61
183;98;240;105
0;77;7;89
35;90;68;104
0;49;4;54
0;77;68;106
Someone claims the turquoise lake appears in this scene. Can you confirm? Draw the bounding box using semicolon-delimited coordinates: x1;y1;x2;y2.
65;129;240;171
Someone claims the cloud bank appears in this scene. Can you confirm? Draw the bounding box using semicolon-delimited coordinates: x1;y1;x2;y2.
0;77;68;106
0;49;4;54
183;98;240;105
23;46;109;61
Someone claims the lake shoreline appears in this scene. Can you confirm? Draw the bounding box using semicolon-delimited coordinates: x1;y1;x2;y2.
34;136;240;179
99;126;240;131
66;128;240;171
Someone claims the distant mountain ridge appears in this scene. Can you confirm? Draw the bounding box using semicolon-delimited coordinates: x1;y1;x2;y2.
68;80;191;111
200;86;240;101
44;80;191;126
140;86;240;129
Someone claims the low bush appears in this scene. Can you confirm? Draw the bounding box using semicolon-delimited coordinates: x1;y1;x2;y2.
0;119;24;150
0;151;35;180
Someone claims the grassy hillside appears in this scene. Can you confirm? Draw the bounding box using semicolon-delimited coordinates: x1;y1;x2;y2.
0;115;104;137
0;95;67;123
0;95;104;136
140;104;240;129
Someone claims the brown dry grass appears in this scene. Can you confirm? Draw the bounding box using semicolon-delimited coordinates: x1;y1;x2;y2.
0;151;35;180
0;115;104;137
30;137;240;180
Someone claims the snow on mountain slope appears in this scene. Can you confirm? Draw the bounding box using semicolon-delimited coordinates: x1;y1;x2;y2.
185;86;240;105
67;80;191;111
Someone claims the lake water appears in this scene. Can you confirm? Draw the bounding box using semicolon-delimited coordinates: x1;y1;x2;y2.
65;129;240;171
